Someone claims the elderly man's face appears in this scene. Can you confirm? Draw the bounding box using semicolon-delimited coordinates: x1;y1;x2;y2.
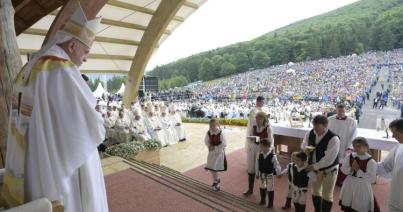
65;39;90;67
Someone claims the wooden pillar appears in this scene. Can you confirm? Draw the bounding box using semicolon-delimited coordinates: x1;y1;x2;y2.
0;0;23;167
123;0;185;107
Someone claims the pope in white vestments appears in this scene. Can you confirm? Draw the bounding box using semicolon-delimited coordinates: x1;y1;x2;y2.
2;5;108;212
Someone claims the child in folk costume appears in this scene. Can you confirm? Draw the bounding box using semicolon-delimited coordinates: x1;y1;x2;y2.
205;119;227;191
280;152;298;209
244;111;274;196
339;137;379;212
255;139;281;209
290;151;313;212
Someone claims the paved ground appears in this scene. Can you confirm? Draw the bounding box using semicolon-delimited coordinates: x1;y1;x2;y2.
359;67;400;129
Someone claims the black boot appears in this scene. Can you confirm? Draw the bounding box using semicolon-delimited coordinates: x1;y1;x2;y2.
321;200;333;212
259;188;266;205
243;173;255;196
282;197;292;209
293;203;300;212
312;195;322;212
267;191;274;209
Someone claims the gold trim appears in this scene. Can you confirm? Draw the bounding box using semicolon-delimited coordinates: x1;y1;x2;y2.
63;20;96;46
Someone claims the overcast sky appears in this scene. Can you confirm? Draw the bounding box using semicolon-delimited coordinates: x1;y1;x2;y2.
145;0;358;71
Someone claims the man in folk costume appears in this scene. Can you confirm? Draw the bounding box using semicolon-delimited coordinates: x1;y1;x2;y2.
244;111;274;196
327;104;357;186
130;108;151;142
2;4;108;212
377;119;403;212
302;115;340;212
169;104;186;142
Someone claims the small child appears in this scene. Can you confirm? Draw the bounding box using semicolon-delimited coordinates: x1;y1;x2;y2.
339;137;379;212
280;152;298;209
204;119;227;191
255;139;281;209
290;151;312;212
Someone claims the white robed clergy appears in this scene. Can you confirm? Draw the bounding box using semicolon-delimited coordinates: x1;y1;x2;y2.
130;109;151;141
2;5;108;212
160;106;178;146
169;105;186;142
376;119;403;212
144;102;167;146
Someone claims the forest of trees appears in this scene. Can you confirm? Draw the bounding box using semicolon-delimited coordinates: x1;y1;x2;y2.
148;0;403;90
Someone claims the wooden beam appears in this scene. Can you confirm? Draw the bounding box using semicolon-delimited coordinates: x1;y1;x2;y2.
183;1;199;9
20;49;133;60
107;0;184;22
49;10;172;35
123;0;186;107
24;28;140;46
43;0;108;46
14;0;32;13
81;69;129;74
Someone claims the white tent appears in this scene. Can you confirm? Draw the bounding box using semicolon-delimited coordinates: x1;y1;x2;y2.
116;83;125;95
93;83;106;98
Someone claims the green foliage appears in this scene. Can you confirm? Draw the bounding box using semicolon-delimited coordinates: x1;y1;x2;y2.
182;117;248;126
159;75;189;90
148;0;403;86
89;78;103;91
107;76;127;94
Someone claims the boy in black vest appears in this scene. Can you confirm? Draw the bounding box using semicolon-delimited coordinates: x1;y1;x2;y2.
302;115;340;212
291;151;311;212
255;139;281;209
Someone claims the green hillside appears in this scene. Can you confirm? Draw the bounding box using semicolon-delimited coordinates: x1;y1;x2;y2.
149;0;403;90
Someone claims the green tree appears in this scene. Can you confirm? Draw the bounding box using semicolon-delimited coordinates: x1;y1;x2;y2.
252;51;270;68
167;75;189;88
220;62;236;76
198;58;215;81
378;26;396;51
326;38;341;57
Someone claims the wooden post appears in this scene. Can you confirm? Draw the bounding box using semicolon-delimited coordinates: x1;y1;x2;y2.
0;0;23;168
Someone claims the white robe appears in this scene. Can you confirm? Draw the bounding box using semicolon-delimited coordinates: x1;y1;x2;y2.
328;115;357;161
205;129;227;171
169;113;186;141
339;152;376;212
145;115;166;146
5;45;108;212
160;115;178;145
246;124;274;174
130;118;151;141
377;144;403;211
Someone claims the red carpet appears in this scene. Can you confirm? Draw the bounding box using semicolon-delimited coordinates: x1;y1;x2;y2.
105;169;213;212
184;148;391;212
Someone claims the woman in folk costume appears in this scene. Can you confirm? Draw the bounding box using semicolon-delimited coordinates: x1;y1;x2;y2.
130;108;151;142
144;102;167;147
244;111;274;196
205;119;227;191
2;4;108;212
339;137;379;212
169;104;186;142
160;105;178;146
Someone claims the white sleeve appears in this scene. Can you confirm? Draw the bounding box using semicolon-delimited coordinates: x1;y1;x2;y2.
267;126;275;148
280;164;290;176
204;132;210;147
301;131;310;150
356;159;377;183
219;131;227;151
340;154;352;175
377;146;397;179
272;155;282;175
346;120;357;150
313;136;340;170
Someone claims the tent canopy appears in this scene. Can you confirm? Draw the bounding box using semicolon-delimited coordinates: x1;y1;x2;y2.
93;83;107;98
116;83;126;94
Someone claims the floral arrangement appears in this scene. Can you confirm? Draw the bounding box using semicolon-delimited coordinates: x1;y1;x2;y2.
105;139;162;159
182;117;248;126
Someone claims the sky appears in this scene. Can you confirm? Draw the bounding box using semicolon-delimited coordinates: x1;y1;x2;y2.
145;0;358;71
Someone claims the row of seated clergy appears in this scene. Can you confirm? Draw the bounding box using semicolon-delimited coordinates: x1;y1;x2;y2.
102;106;186;146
